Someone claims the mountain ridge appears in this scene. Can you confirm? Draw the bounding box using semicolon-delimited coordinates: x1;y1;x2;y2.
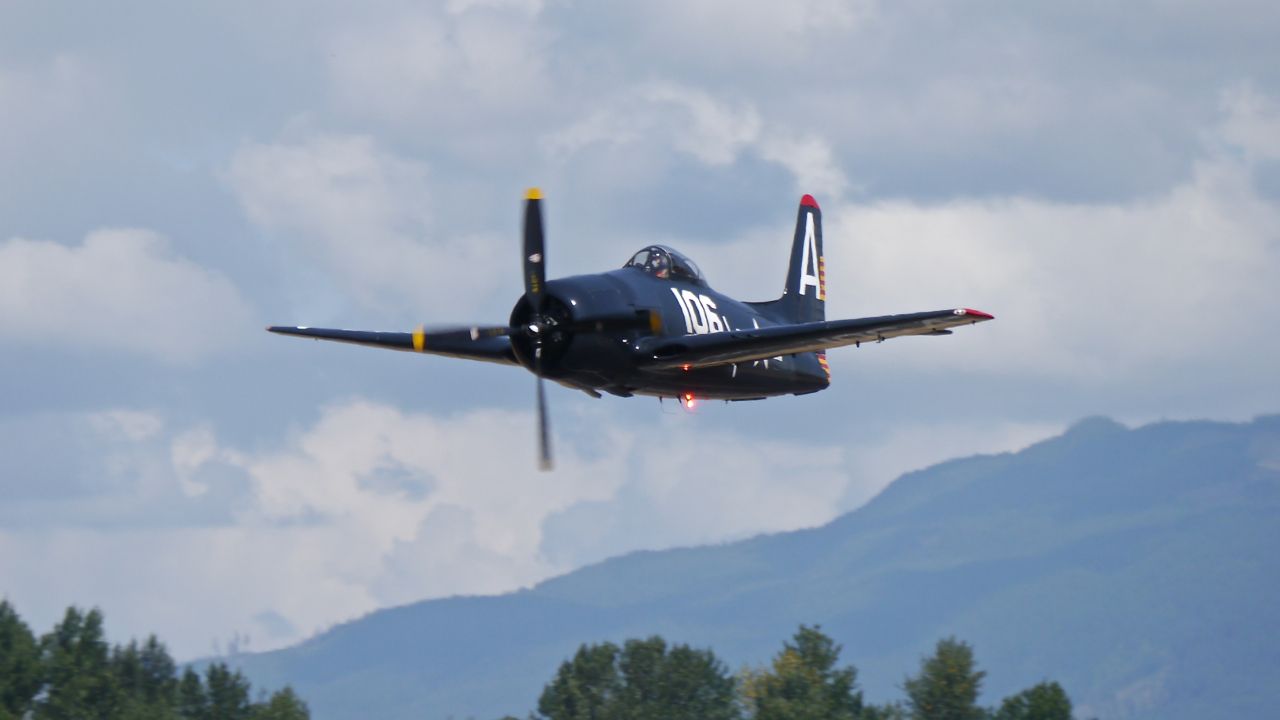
229;414;1280;720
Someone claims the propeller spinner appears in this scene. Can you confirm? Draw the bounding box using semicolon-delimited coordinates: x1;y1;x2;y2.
357;189;660;471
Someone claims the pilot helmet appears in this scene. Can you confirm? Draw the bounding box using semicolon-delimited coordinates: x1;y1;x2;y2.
652;252;670;277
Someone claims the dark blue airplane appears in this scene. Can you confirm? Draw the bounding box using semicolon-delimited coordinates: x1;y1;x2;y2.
269;189;993;469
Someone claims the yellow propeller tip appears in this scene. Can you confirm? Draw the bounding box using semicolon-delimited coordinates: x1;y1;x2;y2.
525;187;543;200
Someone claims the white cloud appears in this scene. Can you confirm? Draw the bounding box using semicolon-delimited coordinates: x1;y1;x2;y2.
0;401;625;656
544;81;848;197
820;153;1280;381
674;111;1280;393
595;0;876;71
227;133;505;316
1;397;1058;660
1220;82;1280;161
0;229;253;363
325;6;552;134
758;132;851;199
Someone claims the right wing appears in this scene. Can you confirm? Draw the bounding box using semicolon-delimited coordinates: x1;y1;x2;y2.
266;326;518;365
639;308;993;370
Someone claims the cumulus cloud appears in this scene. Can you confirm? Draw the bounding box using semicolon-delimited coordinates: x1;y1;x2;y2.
1220;82;1280;161
578;0;876;72
544;82;849;199
671;101;1280;401
325;4;552;136
1;398;1051;658
821;154;1280;381
0;229;253;363
227;133;506;316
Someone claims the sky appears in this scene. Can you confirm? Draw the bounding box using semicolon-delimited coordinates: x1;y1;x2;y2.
2;0;1278;659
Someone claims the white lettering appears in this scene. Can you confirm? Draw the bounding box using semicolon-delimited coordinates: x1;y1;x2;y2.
698;295;723;333
798;213;821;297
671;288;693;333
681;290;708;334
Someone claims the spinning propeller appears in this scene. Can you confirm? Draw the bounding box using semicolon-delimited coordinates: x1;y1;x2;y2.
420;189;660;471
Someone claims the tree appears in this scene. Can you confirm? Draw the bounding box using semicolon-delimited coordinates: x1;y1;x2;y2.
538;636;739;720
250;687;310;720
902;637;986;720
177;667;208;720
617;637;738;720
205;663;253;720
203;661;253;717
862;704;909;720
0;600;42;720
538;642;622;720
112;635;179;719
993;682;1073;720
0;603;305;720
35;607;118;720
740;625;863;720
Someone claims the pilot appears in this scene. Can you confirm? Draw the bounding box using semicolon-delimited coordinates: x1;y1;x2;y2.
650;252;670;279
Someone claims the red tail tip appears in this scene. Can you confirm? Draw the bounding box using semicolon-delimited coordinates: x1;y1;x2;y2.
800;194;819;209
964;308;994;320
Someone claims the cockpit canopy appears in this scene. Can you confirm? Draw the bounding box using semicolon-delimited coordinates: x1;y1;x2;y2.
624;245;705;285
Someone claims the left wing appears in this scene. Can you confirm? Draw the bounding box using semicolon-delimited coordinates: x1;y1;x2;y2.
266;326;518;365
639;308;992;370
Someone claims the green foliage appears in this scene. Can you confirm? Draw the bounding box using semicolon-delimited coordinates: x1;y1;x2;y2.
862;703;909;720
178;666;209;720
204;663;253;720
0;603;308;720
902;638;986;720
530;628;1080;720
111;636;180;719
250;687;310;720
993;682;1073;720
35;607;118;720
537;636;738;720
0;600;42;720
740;625;863;720
538;641;621;719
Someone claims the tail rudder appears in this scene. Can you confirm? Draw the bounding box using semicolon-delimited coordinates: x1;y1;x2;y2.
780;194;826;323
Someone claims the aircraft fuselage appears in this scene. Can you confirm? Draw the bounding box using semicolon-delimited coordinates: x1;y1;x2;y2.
515;270;830;401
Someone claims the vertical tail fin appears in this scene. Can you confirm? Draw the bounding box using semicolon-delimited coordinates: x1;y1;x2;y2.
779;194;826;323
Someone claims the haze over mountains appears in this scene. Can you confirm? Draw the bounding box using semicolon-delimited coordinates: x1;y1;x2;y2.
228;415;1280;720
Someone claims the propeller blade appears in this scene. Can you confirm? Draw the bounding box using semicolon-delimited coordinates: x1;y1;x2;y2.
523;187;546;308
533;342;553;471
536;374;552;471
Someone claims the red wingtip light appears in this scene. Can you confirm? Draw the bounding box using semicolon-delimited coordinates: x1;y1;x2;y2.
964;308;995;320
682;392;696;410
800;194;819;209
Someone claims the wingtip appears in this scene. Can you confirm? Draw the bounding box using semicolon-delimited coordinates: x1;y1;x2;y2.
525;187;543;200
800;194;819;209
963;308;995;320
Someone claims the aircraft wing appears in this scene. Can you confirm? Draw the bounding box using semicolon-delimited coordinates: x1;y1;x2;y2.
267;326;519;365
639;308;993;370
